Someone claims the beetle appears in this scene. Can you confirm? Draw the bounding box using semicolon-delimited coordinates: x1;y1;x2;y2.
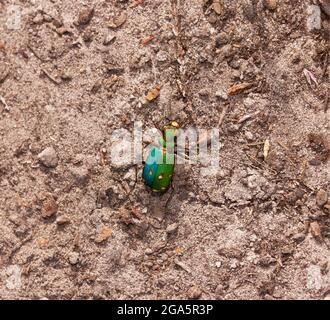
142;120;180;192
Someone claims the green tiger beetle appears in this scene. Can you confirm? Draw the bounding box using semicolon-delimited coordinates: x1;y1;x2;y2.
142;120;180;193
141;118;215;195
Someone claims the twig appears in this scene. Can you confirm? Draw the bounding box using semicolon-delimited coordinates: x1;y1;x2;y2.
244;152;277;175
41;68;61;85
322;51;329;80
218;104;229;127
242;142;264;147
27;43;49;62
324;90;329;112
277;141;297;167
0;95;10;111
174;258;192;274
237;111;260;124
299;159;308;181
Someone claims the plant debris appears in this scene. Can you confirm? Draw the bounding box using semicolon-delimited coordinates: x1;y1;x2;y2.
41;197;58;219
228;82;254;95
95;226;113;243
263;139;270;160
141;34;155;47
303;68;318;87
40;68;61;85
145;85;161;102
108;12;127;29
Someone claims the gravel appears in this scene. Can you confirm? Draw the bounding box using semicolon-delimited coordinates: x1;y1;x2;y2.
37;147;58;168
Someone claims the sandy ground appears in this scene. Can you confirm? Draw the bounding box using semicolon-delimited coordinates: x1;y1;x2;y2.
0;0;330;300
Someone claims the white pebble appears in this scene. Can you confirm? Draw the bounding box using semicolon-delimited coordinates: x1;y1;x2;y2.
37;147;58;168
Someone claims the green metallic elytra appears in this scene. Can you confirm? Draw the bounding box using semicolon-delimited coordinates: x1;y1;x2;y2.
142;121;180;192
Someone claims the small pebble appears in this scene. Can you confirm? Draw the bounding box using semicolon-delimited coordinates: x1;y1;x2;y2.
217;169;229;178
316;189;328;207
8;214;21;225
145;248;153;255
60;70;73;81
230;260;238;269
166;223;178;234
56;27;70;36
215;33;228;48
245;131;254;141
141;207;148;214
56;215;70;225
310;221;321;239
103;34;116;46
95;225;113;243
213;1;223;15
263;0;277;11
43;14;53;23
68;252;79;265
292;232;306;243
82;30;93;42
78;8;94;25
187;286;202;299
37;147;58;168
215;261;222;268
123;168;135;181
156;51;168;62
215;88;228;100
227;124;240;133
215;284;224;297
32;13;44;24
219;44;232;58
41;197;58;218
71;166;90;186
324;203;330;213
53;18;63;28
199;88;209;96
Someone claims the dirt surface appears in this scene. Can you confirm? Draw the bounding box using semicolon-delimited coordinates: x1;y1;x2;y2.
0;0;330;300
